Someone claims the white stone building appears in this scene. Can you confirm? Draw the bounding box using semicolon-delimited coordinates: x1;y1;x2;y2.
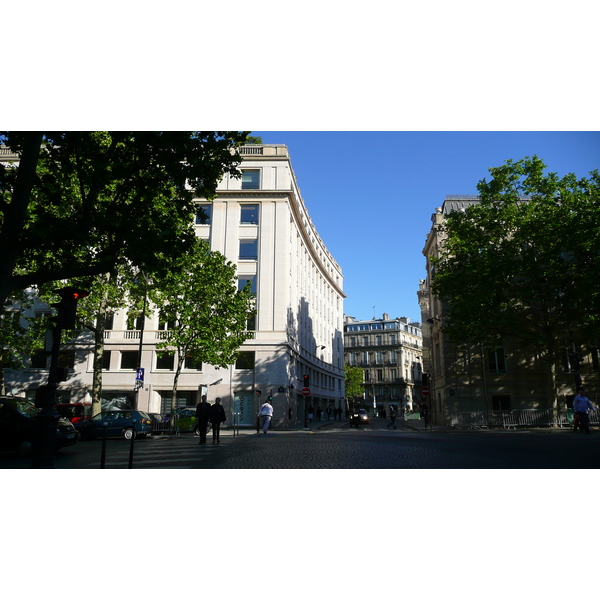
3;144;346;427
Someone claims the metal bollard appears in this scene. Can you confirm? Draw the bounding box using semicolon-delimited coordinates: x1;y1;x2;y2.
128;426;135;469
100;423;108;469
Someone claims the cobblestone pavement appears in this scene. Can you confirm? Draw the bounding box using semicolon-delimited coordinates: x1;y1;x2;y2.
3;418;599;468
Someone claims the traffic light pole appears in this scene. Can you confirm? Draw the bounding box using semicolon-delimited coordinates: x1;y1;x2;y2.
31;288;88;468
31;305;63;468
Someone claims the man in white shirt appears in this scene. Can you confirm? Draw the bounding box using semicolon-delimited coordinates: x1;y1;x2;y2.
258;400;273;434
573;388;595;435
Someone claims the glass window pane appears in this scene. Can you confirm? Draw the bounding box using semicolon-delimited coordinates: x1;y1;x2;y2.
195;205;212;225
235;351;255;370
238;276;256;294
241;170;260;190
239;239;258;260
240;205;259;224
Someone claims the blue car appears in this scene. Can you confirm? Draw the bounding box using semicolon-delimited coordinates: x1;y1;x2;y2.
76;410;153;440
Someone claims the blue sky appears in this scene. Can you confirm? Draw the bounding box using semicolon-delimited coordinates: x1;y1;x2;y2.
251;131;600;323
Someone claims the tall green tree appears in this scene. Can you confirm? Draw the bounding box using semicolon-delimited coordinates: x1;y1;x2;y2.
0;131;250;310
344;364;364;409
151;241;256;408
431;156;600;399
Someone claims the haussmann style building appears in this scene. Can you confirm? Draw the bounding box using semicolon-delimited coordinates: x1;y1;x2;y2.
418;196;600;428
343;313;423;415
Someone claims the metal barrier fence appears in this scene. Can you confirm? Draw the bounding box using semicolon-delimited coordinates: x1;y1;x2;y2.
446;409;580;429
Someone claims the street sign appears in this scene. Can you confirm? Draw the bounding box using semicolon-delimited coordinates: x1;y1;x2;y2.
302;387;310;397
421;386;430;396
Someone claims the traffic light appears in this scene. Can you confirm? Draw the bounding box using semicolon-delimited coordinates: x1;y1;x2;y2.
55;288;89;330
303;374;309;387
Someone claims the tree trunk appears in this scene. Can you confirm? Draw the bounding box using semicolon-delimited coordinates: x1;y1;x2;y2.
171;354;185;411
91;274;111;416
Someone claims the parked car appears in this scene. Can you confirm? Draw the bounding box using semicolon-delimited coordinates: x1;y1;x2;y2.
75;410;153;440
168;406;210;436
0;396;78;455
55;403;92;424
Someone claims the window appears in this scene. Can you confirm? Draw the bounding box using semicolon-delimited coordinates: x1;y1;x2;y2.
376;352;383;364
241;170;260;190
376;336;382;346
195;204;212;225
592;348;600;371
238;275;256;294
158;313;176;331
492;395;511;411
240;204;259;224
102;351;111;371
58;351;75;369
239;239;258;260
120;351;139;370
30;350;48;369
160;391;196;414
390;334;396;345
127;312;144;330
362;336;368;347
390;369;397;380
246;314;256;331
350;337;356;347
156;351;175;370
377;369;383;381
236;351;255;370
371;323;382;330
184;354;202;370
488;348;506;373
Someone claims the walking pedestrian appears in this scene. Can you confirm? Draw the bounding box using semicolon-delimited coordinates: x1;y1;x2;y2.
258;398;273;434
573;388;595;434
195;395;211;444
210;397;227;443
387;405;397;429
316;406;322;421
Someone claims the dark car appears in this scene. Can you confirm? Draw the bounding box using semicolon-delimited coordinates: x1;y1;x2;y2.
76;410;153;440
349;408;370;427
0;396;78;455
55;403;92;425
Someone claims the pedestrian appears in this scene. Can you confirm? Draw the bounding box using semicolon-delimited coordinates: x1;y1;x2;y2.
210;397;227;443
573;388;595;435
195;395;211;444
258;398;273;434
387;405;397;429
327;406;332;421
316;406;322;421
308;404;313;423
421;401;429;430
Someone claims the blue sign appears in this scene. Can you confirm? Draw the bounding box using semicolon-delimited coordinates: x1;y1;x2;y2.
136;368;145;382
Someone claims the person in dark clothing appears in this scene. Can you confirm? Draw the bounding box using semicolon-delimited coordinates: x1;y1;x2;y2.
195;395;211;444
210;397;227;443
387;405;397;429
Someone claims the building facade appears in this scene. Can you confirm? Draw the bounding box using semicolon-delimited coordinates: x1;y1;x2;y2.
3;144;346;427
418;196;600;427
343;313;423;415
